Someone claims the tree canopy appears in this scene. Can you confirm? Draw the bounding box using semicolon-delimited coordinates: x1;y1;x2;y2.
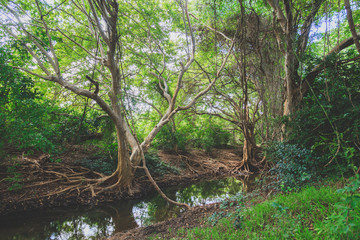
0;0;359;207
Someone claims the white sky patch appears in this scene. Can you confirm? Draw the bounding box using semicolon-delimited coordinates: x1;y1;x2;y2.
310;7;348;42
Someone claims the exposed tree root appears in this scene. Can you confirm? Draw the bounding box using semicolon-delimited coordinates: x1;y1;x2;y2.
232;155;267;175
1;148;262;207
2;156;126;201
17;179;62;189
177;152;240;175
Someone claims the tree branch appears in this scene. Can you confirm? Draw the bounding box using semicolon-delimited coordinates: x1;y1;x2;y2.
344;0;360;54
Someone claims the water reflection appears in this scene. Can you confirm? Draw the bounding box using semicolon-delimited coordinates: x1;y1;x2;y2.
0;176;253;240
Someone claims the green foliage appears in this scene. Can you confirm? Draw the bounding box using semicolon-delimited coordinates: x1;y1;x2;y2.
176;185;353;239
265;142;318;192
75;157;116;176
5;163;22;191
75;143;117;175
192;124;231;152
153;118;230;152
318;175;360;239
208;211;228;226
0;48;54;153
153;124;187;152
208;194;245;227
288;51;360;175
0;47;103;154
145;153;180;177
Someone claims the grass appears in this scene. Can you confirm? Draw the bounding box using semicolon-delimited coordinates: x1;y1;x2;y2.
154;179;360;240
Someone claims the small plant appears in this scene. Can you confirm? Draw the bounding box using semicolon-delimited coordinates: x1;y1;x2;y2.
318;174;360;238
219;199;233;209
232;208;244;229
145;153;180;177
50;157;62;163
5;163;23;191
208;211;226;226
213;195;245;228
76;157;116;175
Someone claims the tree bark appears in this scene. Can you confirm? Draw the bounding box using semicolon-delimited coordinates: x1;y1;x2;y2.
283;48;300;116
344;0;360;54
112;125;134;188
241;122;257;171
268;0;324;116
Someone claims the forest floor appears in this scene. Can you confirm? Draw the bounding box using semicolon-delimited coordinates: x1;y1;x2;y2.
0;145;245;216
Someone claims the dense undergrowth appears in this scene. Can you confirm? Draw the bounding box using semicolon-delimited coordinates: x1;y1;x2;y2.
151;176;360;240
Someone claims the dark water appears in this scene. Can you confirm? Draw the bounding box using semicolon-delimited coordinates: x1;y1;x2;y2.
0;176;254;240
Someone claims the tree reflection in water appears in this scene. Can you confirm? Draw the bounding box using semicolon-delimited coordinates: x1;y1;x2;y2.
0;176;255;239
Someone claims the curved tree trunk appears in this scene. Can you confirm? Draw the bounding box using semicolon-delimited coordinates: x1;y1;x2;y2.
241;123;258;171
112;126;134;188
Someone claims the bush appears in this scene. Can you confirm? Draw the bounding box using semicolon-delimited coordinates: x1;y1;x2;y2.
153;117;231;152
0;48;100;154
192;124;231;152
287;51;360;175
75;157;116;175
153;124;187;152
0;60;55;152
265;142;319;192
75;143;117;175
144;153;181;177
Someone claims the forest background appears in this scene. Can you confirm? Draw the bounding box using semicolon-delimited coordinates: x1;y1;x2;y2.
0;0;359;228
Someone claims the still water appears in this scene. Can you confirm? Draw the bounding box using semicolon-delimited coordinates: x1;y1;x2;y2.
0;177;252;240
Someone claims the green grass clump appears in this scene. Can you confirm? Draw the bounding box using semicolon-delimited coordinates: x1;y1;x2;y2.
177;181;360;240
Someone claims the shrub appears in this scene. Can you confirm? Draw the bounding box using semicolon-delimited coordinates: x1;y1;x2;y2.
75;143;117;175
153;124;187;152
287;51;360;175
265;142;319;192
75;157;116;175
145;153;181;177
153;118;231;152
192;124;231;152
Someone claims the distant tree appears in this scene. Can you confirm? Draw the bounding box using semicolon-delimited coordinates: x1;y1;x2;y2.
267;0;360;116
193;1;283;171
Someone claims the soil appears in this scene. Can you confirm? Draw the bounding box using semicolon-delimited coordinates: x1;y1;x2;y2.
0;146;244;216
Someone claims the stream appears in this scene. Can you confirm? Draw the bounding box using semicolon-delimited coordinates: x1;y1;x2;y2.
0;176;255;240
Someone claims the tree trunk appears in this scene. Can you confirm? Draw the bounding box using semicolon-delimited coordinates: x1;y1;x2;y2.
241;122;257;171
111;124;134;188
284;54;296;116
283;26;301;116
344;0;360;54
